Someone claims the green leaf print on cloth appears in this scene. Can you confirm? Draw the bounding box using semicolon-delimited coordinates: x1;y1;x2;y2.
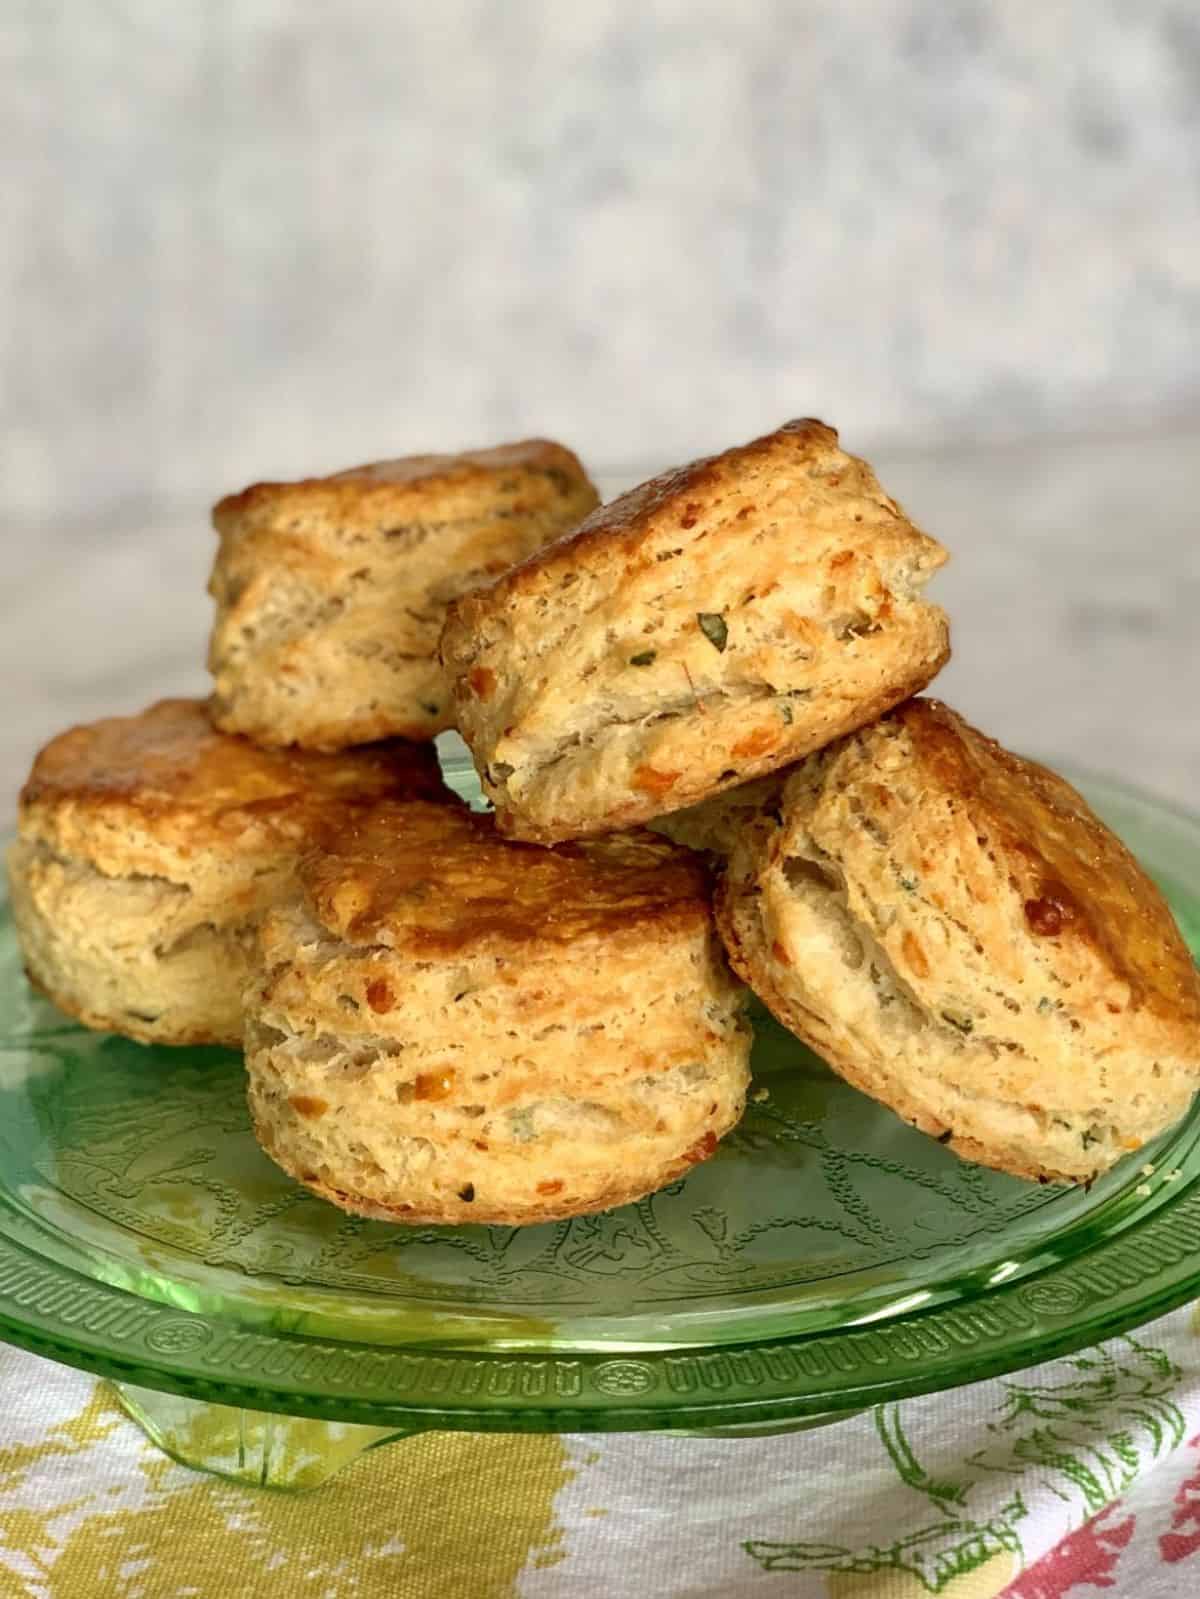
744;1335;1185;1594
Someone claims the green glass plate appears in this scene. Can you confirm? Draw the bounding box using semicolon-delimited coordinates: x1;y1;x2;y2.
0;757;1198;1440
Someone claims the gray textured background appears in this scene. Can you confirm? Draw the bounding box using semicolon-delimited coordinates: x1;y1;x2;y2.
2;3;1198;816
4;2;1200;522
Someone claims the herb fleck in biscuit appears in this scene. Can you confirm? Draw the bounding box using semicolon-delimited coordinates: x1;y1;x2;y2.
714;698;1200;1183
441;419;949;842
209;440;598;749
245;801;751;1224
6;699;451;1047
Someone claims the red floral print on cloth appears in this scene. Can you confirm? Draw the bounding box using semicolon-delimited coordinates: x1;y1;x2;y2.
1159;1434;1200;1564
1003;1504;1136;1598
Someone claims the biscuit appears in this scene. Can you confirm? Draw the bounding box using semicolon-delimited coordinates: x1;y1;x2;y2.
6;699;452;1046
652;773;786;857
208;441;598;749
244;801;751;1224
441;419;949;842
713;698;1200;1183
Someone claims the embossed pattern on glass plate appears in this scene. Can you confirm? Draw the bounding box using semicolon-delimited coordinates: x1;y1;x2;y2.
0;760;1196;1433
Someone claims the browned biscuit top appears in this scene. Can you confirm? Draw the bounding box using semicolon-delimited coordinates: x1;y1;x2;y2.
451;418;942;615
894;698;1200;1026
300;800;714;955
21;699;449;840
213;439;594;537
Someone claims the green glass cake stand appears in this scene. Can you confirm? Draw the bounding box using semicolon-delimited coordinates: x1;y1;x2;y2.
0;754;1198;1489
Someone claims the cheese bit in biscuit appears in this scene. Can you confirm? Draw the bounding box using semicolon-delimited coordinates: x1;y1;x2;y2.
244;800;751;1225
6;699;453;1047
712;697;1200;1184
441;418;949;842
208;439;599;750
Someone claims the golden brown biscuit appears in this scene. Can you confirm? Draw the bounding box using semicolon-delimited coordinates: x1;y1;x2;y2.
6;699;452;1046
441;419;949;842
244;801;751;1224
713;698;1200;1183
208;441;598;749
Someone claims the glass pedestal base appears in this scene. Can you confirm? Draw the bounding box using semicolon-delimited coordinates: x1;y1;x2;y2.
113;1383;864;1490
114;1384;412;1491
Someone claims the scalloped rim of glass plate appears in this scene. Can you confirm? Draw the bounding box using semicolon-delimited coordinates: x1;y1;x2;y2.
0;1178;1195;1433
2;1061;1197;1357
0;765;1196;1432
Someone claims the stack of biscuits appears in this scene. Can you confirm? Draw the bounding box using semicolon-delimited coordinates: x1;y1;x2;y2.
9;420;1200;1227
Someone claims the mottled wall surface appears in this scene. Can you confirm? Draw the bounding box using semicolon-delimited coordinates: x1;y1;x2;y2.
3;1;1199;524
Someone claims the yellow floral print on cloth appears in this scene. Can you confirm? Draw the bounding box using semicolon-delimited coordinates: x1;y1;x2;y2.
0;1358;570;1598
